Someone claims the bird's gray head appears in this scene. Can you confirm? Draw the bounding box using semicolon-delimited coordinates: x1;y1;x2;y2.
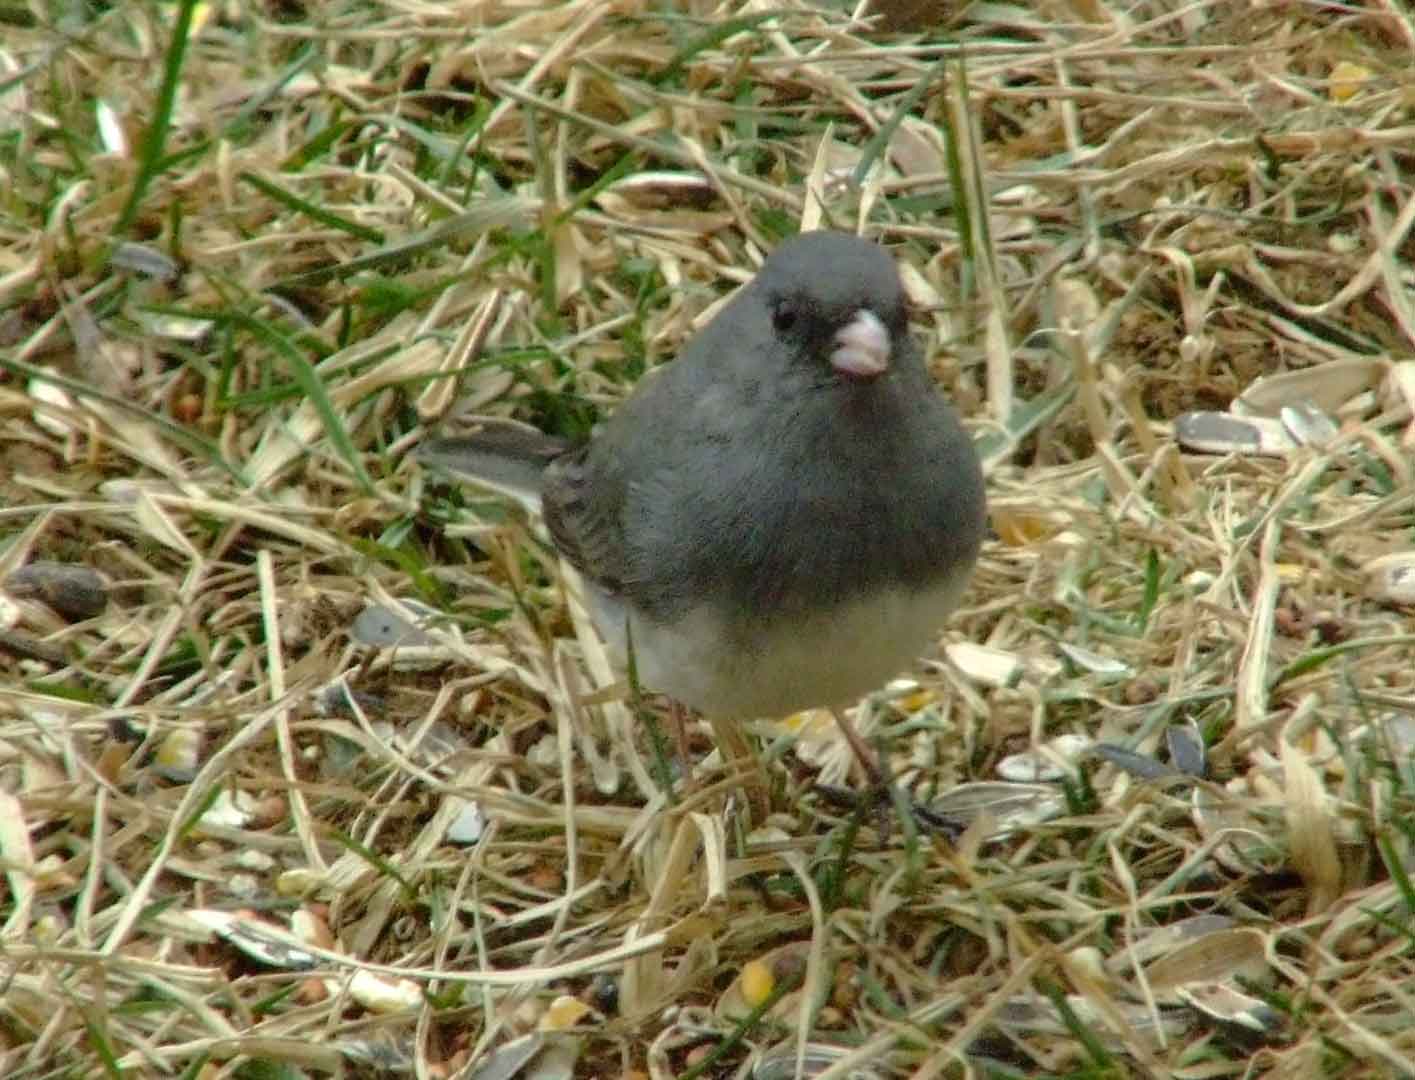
748;231;910;383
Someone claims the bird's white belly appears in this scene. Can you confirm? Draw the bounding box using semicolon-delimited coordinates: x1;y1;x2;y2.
587;576;968;718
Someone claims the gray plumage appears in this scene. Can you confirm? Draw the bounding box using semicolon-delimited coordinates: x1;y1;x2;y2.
420;230;985;718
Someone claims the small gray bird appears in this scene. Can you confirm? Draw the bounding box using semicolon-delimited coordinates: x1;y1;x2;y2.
420;231;986;776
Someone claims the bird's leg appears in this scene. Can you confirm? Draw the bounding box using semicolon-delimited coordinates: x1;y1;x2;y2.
664;703;770;821
707;714;771;822
829;705;883;785
668;699;693;771
829;704;909;842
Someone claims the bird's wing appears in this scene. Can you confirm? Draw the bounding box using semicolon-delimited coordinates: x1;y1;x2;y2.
537;355;706;603
540;443;633;595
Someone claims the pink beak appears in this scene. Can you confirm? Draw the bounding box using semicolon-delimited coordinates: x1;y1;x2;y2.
830;309;891;380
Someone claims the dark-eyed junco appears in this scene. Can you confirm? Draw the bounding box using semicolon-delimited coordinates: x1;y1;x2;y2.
421;230;986;782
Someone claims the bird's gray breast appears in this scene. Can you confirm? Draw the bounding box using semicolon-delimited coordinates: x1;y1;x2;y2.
621;377;982;626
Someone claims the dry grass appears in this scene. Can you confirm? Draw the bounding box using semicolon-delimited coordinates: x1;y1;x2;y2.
3;1;1415;1077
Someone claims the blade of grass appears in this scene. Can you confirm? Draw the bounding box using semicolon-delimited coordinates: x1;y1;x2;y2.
229;310;375;493
115;0;200;234
228;43;320;143
1272;635;1415;687
328;825;416;900
657;12;780;84
279;197;534;287
239;171;386;244
0;355;245;483
853;56;946;187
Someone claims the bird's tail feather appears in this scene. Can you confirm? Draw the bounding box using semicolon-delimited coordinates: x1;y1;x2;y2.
417;420;568;513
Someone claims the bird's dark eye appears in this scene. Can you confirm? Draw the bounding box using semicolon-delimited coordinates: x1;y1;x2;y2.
772;301;798;333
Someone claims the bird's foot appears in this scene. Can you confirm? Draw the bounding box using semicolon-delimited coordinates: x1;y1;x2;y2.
812;779;967;843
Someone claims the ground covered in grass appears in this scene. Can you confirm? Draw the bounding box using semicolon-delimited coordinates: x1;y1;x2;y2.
3;2;1415;1077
